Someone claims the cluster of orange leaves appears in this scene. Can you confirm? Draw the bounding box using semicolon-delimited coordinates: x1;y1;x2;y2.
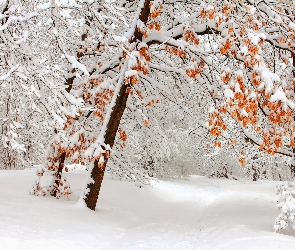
223;75;258;127
125;67;148;85
146;99;160;106
149;3;163;19
266;101;292;125
200;4;295;164
221;72;294;157
186;59;205;79
243;42;264;68
185;59;205;78
220;39;231;55
248;45;259;55
93;89;114;121
222;5;230;16
239;158;245;167
200;7;216;20
63;115;78;130
50;128;95;166
148;22;161;31
131;60;149;75
71;133;95;165
84;78;105;103
126;88;144;100
244;55;260;69
221;71;231;83
186;68;202;78
118;128;127;148
253;23;259;31
165;45;186;58
209;112;227;136
139;46;151;62
125;47;150;85
90;77;104;87
213;141;222;148
93;110;105;121
251;72;261;86
229;97;258;127
125;75;140;85
47;137;76;168
239;27;245;36
118;128;127;141
184;30;199;45
260;131;283;155
147;3;163;31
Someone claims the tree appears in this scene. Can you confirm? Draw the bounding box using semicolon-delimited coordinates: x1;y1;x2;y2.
28;0;295;212
76;0;295;210
32;0;132;197
0;0;65;169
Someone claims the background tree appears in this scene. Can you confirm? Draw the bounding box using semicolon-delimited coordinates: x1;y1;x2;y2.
0;0;64;169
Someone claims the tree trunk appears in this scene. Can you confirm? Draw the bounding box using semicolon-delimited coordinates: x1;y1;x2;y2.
51;152;66;197
84;0;152;210
84;83;130;210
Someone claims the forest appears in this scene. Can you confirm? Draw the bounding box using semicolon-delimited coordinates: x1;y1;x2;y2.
1;0;295;249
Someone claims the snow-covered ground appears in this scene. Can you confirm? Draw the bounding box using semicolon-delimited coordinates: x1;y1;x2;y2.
0;168;295;249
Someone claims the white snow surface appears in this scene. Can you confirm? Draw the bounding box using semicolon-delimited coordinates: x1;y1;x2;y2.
1;169;295;249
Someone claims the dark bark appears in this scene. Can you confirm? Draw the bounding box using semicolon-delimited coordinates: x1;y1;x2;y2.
84;157;106;210
51;152;66;197
84;0;152;211
84;84;130;210
251;166;259;182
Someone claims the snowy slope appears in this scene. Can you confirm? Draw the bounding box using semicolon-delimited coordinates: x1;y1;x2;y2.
0;169;294;249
